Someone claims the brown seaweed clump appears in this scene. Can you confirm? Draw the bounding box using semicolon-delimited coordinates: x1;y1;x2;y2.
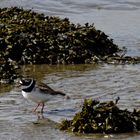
0;7;140;83
0;7;120;64
59;98;140;134
0;53;19;83
0;62;19;83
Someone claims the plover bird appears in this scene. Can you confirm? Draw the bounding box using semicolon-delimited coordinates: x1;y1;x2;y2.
20;78;67;113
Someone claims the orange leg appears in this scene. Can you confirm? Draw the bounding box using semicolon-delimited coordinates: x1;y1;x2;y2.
41;103;45;113
33;103;41;112
32;102;45;113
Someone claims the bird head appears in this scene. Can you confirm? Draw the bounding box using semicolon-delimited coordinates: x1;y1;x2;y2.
19;78;36;92
19;78;33;86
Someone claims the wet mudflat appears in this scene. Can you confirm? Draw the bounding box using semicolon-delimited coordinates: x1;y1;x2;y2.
0;0;140;139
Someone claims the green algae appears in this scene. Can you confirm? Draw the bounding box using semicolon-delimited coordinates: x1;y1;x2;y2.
0;7;140;83
59;98;140;134
0;7;120;65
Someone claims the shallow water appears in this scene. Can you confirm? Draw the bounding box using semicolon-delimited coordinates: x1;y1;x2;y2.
0;0;140;139
0;64;140;140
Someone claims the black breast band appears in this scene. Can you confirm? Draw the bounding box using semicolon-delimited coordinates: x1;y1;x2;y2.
22;80;36;92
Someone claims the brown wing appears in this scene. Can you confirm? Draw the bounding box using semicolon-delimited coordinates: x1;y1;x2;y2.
37;82;66;96
37;82;55;93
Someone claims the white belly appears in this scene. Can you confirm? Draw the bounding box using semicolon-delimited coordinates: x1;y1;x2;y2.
22;90;51;103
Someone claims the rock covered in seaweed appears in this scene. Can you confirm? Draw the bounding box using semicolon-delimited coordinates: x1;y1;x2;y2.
0;53;19;83
0;7;120;64
59;98;140;134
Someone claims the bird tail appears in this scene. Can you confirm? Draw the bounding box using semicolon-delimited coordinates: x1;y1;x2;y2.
55;91;70;99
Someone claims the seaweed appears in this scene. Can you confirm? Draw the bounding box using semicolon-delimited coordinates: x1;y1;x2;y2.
59;98;140;134
0;7;120;65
